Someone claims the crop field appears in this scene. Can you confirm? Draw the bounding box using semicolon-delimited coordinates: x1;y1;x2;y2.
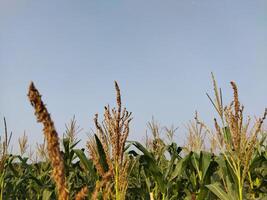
0;76;266;200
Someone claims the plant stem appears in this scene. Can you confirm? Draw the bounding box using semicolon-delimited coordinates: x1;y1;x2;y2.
115;162;120;200
237;163;242;200
248;172;255;199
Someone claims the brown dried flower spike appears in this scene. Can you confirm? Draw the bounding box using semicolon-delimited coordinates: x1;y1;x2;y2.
75;186;88;200
28;82;68;200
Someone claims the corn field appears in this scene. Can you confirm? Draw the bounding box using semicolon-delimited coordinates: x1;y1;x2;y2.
0;75;266;200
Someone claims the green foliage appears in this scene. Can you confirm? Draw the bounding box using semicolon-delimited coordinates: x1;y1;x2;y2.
0;128;266;200
1;77;266;199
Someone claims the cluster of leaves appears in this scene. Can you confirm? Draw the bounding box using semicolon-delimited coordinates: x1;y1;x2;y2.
0;125;266;200
0;77;266;200
0;137;97;199
127;132;267;200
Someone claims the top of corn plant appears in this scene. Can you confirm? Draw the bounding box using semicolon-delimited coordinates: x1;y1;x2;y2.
205;73;267;200
87;81;132;200
28;82;69;200
0;118;12;173
185;112;207;153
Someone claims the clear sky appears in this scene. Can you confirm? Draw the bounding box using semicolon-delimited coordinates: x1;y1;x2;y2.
0;0;266;152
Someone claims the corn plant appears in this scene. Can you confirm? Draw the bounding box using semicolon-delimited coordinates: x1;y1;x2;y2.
0;75;266;200
205;74;267;200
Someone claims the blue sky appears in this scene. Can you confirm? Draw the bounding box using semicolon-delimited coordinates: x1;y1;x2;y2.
0;0;266;152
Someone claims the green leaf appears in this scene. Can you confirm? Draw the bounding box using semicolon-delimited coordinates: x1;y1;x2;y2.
42;189;52;200
73;149;94;174
70;139;80;149
223;126;231;145
170;152;192;181
200;151;212;180
140;155;166;193
128;141;154;160
164;143;182;179
63;138;70;155
167;143;182;158
206;183;232;200
94;134;109;173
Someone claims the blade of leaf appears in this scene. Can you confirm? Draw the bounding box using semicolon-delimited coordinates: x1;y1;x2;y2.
94;134;109;172
206;183;231;200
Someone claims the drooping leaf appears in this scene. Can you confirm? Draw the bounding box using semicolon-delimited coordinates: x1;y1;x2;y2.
128;141;154;160
206;183;232;200
140;155;166;193
170;152;193;181
73;149;95;174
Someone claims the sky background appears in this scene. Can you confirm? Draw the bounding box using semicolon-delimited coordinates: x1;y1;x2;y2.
0;0;266;153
